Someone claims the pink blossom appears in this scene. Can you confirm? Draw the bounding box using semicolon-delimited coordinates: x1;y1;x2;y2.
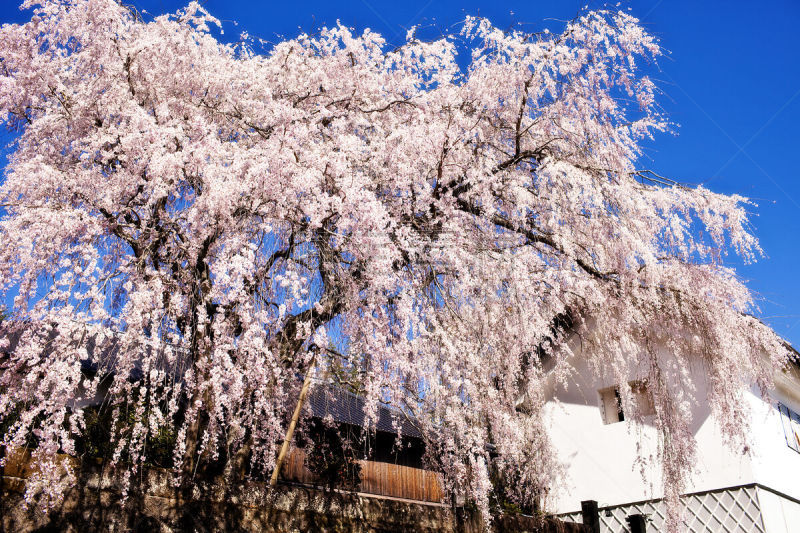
0;2;790;530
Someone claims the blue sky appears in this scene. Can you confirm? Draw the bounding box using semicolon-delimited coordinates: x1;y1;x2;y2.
1;0;799;348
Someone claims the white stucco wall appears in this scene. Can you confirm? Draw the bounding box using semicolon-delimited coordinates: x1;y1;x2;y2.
748;374;800;504
757;487;800;533
545;377;754;513
544;352;800;516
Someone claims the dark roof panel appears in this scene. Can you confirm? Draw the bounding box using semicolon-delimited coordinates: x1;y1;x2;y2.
307;385;423;439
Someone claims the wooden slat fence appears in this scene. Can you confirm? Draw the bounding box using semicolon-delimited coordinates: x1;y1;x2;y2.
282;447;443;503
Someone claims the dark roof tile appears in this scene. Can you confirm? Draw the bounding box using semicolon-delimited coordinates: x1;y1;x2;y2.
307;385;423;439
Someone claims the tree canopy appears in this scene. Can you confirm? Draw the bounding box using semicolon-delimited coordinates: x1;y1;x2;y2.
0;1;789;528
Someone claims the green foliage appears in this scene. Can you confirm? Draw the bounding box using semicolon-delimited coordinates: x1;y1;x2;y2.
0;401;43;449
301;420;362;492
76;404;177;468
147;423;177;468
77;406;114;459
0;402;22;443
488;465;540;517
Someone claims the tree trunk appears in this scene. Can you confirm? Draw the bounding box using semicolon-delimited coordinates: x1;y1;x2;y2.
181;388;209;482
270;354;316;486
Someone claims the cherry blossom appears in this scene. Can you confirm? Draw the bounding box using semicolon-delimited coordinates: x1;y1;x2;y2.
0;1;789;529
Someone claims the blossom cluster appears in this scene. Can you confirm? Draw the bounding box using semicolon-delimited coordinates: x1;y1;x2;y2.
0;2;788;530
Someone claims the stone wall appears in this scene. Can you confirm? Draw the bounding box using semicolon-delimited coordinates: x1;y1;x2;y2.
1;459;585;533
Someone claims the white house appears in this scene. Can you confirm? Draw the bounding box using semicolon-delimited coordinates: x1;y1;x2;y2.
546;337;800;533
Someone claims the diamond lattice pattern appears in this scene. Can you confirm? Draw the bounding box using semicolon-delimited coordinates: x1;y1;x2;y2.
559;485;765;532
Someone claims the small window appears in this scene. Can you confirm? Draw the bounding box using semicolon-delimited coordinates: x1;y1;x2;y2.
778;403;800;454
600;380;655;424
600;386;625;424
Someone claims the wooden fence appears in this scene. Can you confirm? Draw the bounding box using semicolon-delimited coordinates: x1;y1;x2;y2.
282;447;443;503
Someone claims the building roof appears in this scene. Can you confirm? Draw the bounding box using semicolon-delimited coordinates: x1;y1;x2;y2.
307;384;423;440
1;322;424;440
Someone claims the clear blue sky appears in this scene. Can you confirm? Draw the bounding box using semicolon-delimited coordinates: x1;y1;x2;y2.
1;0;798;347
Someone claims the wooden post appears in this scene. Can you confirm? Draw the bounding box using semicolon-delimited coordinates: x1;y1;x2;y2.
269;354;316;487
626;514;647;533
581;500;601;533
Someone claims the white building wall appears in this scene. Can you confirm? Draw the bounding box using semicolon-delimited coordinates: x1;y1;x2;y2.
757;487;800;533
545;351;759;514
546;347;800;531
748;375;800;502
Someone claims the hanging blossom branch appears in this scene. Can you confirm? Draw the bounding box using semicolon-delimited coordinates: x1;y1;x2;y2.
0;1;790;530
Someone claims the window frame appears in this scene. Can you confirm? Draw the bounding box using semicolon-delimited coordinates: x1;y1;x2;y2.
599;380;655;425
777;402;800;454
599;385;625;424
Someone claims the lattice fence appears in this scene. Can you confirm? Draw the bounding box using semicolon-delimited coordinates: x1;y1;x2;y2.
560;485;766;532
